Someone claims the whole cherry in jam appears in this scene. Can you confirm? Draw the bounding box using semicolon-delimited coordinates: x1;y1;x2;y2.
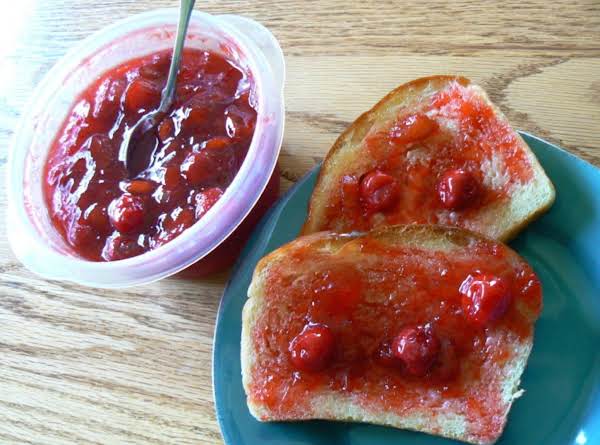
360;170;399;213
389;113;438;145
109;194;146;234
392;324;441;377
459;273;512;326
181;150;219;186
289;323;335;372
437;168;480;210
103;233;144;261
124;78;161;113
195;187;223;219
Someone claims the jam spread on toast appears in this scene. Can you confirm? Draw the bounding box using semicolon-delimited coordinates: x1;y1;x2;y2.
248;236;542;442
44;49;256;261
323;82;534;231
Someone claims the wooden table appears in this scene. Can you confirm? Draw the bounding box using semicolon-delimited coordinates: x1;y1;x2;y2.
0;1;598;443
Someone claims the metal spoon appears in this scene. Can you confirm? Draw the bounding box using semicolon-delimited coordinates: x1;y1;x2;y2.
119;0;196;174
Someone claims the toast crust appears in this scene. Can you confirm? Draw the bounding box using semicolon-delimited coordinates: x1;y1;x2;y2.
242;225;542;445
301;76;555;240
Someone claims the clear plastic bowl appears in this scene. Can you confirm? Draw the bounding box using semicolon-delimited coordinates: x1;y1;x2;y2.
6;10;285;288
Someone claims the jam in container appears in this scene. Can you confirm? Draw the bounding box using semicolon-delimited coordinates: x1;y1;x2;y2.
7;11;285;287
44;48;257;262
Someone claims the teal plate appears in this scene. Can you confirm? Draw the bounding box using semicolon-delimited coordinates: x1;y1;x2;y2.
213;132;600;445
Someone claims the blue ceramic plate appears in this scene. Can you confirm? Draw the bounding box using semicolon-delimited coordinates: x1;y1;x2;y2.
213;132;600;445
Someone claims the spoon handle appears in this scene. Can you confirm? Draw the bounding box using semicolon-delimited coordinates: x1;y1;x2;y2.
159;0;196;112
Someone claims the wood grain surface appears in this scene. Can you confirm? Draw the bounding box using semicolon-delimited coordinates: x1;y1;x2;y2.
0;1;598;444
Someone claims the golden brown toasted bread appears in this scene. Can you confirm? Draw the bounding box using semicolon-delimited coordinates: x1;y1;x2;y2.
302;76;555;241
242;225;542;444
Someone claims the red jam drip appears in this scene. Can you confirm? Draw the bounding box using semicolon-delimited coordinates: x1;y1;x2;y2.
249;237;542;442
323;81;533;232
44;49;256;261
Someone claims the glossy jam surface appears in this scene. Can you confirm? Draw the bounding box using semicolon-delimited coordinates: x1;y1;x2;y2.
289;323;336;372
437;168;480;210
460;273;513;326
248;234;542;442
391;324;441;377
44;49;256;261
322;81;533;232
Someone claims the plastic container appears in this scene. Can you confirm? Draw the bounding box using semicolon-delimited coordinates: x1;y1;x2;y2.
7;10;285;288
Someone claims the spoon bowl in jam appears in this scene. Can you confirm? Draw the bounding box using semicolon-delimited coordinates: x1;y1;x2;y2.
120;0;196;176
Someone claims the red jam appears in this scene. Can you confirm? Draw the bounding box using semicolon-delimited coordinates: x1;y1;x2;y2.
389;112;438;144
321;81;534;233
359;170;399;213
391;324;441;377
289;323;335;372
248;234;542;443
44;49;257;261
460;273;512;326
437;168;480;210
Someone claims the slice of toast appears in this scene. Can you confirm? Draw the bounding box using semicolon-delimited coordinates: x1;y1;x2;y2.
301;76;555;241
242;225;542;445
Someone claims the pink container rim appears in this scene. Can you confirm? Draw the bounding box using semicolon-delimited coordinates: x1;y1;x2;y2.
6;10;285;288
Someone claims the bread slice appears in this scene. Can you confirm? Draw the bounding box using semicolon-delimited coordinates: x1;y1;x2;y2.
242;225;542;445
301;76;555;241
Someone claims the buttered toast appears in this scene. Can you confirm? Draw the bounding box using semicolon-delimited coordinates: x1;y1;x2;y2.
302;76;555;241
242;225;542;445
